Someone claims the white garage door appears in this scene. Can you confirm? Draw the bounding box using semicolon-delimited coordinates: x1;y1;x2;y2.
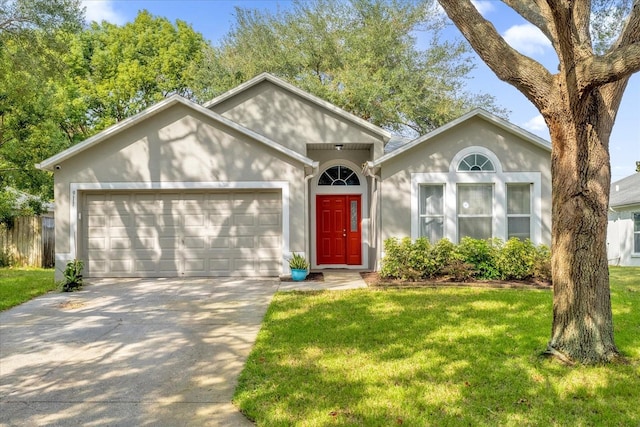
81;190;282;277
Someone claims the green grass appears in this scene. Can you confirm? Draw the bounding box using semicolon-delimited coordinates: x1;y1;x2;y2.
0;268;56;311
235;267;640;426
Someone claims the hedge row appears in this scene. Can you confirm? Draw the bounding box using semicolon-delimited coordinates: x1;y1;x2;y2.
380;237;551;282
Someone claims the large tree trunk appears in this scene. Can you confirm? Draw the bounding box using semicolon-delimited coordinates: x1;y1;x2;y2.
545;89;620;364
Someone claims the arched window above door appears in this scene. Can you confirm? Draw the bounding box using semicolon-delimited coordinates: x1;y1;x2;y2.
457;153;495;172
318;165;360;186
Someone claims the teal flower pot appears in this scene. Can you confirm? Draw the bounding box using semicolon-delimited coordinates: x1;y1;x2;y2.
291;269;308;281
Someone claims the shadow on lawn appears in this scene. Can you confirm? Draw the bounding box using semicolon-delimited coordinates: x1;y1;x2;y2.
236;286;640;426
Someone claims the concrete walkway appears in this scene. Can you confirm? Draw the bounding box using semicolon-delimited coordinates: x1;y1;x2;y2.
278;270;368;291
0;273;367;426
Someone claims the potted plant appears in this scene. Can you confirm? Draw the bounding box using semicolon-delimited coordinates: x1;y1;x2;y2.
289;252;309;281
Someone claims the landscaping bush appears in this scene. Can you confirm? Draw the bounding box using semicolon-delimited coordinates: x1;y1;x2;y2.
380;236;552;283
432;238;456;275
455;237;501;279
533;244;552;282
495;238;537;280
381;237;421;281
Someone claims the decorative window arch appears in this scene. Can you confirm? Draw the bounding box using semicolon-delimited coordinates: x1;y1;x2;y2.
457;153;495;172
318;165;360;186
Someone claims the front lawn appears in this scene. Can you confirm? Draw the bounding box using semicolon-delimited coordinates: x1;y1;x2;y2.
0;268;56;311
235;267;640;426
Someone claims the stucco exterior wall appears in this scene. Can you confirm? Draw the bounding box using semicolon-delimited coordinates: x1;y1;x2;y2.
379;117;552;246
607;207;640;266
53;103;307;275
210;81;385;158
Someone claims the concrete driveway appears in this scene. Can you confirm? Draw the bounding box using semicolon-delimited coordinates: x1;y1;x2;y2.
0;277;280;426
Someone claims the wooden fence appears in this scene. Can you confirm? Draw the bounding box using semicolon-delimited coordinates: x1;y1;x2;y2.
0;216;55;268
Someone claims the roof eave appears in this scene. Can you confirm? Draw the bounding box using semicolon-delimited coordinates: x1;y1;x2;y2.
37;95;185;172
370;108;552;168
37;94;317;171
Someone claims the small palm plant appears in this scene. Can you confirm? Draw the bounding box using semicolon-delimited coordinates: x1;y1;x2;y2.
289;252;309;270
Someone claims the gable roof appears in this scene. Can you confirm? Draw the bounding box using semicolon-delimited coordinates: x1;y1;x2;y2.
610;173;640;208
367;108;552;168
203;73;392;143
36;95;318;172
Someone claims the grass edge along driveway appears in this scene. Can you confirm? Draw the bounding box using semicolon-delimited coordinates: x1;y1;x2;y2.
0;268;56;311
235;267;640;426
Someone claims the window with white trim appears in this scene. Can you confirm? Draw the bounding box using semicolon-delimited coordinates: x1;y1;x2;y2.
634;212;640;253
507;183;531;240
419;184;444;242
458;154;495;172
457;184;493;240
318;165;360;186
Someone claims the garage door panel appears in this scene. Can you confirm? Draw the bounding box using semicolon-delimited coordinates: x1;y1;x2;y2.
87;215;106;227
209;214;232;227
210;236;231;248
109;237;132;250
184;236;206;249
83;190;282;277
134;238;157;250
184;214;205;227
260;213;280;226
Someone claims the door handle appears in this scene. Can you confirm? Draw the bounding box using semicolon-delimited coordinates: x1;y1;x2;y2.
343;229;346;237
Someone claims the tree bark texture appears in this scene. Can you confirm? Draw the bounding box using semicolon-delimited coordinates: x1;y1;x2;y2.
545;86;619;363
437;0;640;363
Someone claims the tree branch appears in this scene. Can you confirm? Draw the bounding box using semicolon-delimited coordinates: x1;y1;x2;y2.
578;43;640;90
437;0;554;109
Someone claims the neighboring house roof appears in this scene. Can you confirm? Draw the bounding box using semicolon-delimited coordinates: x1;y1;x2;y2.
204;73;392;143
384;134;413;153
36;95;318;172
610;173;640;208
367;108;552;168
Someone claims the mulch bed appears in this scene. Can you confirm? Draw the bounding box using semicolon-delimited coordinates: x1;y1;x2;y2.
360;271;552;290
280;272;325;282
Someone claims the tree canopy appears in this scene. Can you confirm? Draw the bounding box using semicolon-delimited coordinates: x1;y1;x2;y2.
203;0;505;135
0;9;209;199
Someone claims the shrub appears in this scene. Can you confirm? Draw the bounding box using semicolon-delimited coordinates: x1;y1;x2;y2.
61;259;84;292
455;237;501;279
380;236;552;283
408;237;438;279
432;238;455;275
381;237;419;281
495;238;537;280
533;244;552;282
442;259;475;282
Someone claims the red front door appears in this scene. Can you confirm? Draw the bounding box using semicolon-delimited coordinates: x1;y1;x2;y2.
316;195;361;265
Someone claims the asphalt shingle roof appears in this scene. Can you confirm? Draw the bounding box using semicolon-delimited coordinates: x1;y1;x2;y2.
610;173;640;208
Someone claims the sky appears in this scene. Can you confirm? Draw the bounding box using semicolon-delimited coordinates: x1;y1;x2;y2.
81;0;639;181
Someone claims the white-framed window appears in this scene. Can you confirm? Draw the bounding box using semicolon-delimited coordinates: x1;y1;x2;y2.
410;146;543;245
419;184;444;242
457;184;493;240
634;212;640;254
458;154;495;172
318;165;360;186
507;183;531;240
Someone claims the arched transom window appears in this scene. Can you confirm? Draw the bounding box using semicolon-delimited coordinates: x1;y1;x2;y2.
458;154;495;172
318;165;360;186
